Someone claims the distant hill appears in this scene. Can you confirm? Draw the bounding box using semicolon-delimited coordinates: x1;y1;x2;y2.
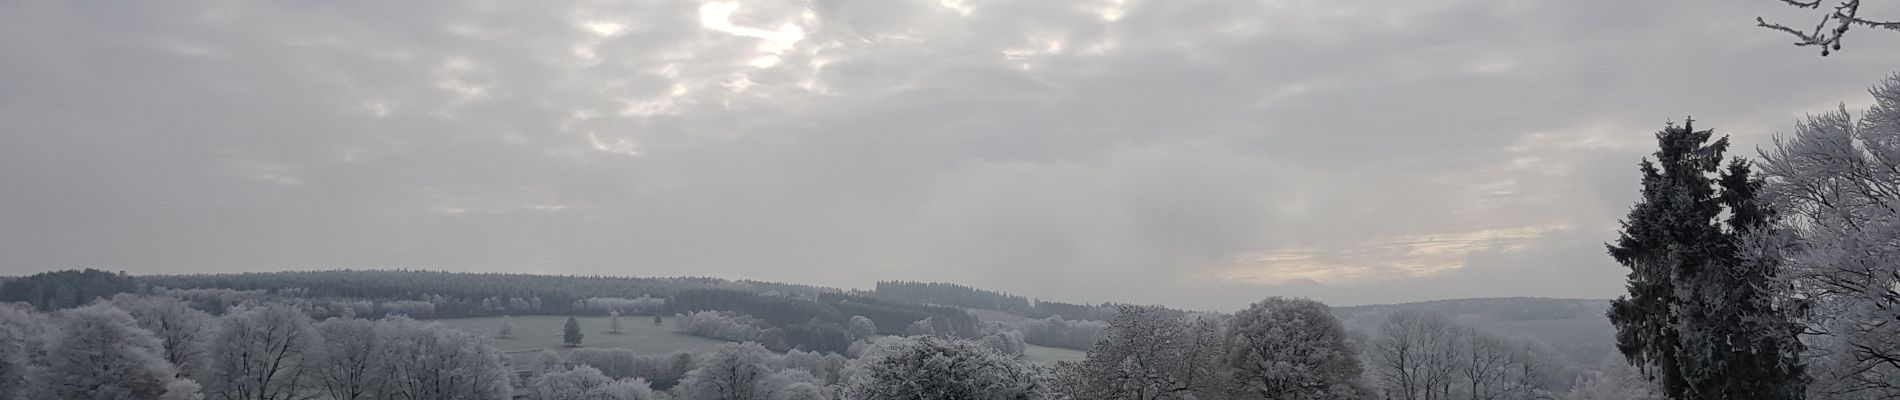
1334;297;1611;322
1333;297;1617;369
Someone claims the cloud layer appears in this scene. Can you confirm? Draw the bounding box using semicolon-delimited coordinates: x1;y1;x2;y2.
3;0;1897;309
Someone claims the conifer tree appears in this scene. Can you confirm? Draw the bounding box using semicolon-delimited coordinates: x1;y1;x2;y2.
564;316;584;347
1607;119;1805;399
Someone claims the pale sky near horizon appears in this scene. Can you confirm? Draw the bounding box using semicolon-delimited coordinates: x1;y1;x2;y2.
3;0;1898;310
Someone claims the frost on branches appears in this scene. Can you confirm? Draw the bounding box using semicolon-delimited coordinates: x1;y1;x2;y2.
1221;297;1373;400
1759;73;1900;398
840;336;1043;400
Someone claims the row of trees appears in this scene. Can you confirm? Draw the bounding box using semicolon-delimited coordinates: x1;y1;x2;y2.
1014;315;1109;351
674;310;767;342
580;296;668;315
1368;310;1562;400
2;293;1054;400
136;270;841;318
532;334;1039;400
872;281;1035;312
6;278;1616;400
0;295;514;400
1052;298;1372;400
0;269;139;311
631;296;1391;400
1;269;1004;358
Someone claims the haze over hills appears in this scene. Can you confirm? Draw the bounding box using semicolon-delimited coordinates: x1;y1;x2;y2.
2;268;1620;371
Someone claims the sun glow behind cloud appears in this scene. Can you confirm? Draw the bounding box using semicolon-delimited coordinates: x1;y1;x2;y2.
4;0;1898;308
698;2;805;68
1208;225;1563;285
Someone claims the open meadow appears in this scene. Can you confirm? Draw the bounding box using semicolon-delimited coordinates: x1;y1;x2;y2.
1021;343;1087;363
432;315;729;364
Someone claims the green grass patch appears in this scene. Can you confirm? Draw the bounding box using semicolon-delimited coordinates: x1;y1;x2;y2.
431;315;731;365
1021;343;1087;364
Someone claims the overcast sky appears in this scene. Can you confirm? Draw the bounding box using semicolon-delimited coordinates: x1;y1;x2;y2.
3;0;1898;309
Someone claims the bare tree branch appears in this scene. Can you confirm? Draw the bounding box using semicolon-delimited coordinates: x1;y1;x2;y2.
1757;0;1897;56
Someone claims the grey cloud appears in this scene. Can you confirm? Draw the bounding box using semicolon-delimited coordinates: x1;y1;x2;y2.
3;0;1898;310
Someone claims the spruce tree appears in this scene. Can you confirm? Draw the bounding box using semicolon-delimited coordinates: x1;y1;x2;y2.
1607;120;1805;400
1676;159;1805;399
563;316;584;347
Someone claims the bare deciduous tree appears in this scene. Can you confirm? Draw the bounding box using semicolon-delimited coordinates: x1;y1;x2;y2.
1372;310;1463;400
1757;0;1900;56
311;317;383;400
204;303;318;400
1758;72;1900;398
112;295;215;379
1062;305;1225;400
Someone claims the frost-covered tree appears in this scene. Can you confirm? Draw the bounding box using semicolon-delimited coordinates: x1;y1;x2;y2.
34;303;198;400
611;310;624;334
1758;73;1900;398
779;349;848;386
563;348;699;388
531;349;571;377
498;315;516;338
0;304;49;400
675;310;766;342
840;336;1043;400
591;378;659;400
526;365;658;400
579;296;667;315
906;317;938;337
565;316;585;347
1609;119;1805;400
754;369;830;400
677;342;774;400
1562;358;1666;400
311;317;384;400
1062;305;1224;399
528;364;610;400
1221;297;1371;400
376;317;514;400
162;379;206;400
979;329;1028;358
1458;330;1512;400
1019;316;1108;351
1756;0;1900;56
1458;329;1555;400
1371;310;1461;400
1370;310;1557;400
204;303;319;400
112;295;215;379
848;316;878;340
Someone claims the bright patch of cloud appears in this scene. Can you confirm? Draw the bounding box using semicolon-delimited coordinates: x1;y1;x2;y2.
698;2;805;53
1209;225;1562;284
